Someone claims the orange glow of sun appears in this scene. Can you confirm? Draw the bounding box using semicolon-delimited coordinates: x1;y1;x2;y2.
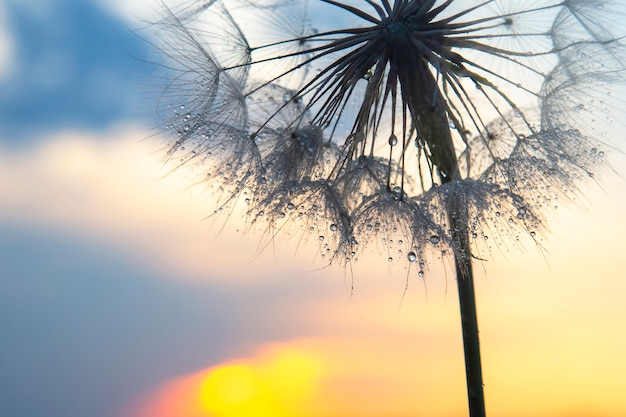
197;345;323;417
124;343;325;417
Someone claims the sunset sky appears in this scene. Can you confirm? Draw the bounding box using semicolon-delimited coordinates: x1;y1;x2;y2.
1;1;626;417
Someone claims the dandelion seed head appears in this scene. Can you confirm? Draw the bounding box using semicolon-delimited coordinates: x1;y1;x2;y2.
151;0;626;267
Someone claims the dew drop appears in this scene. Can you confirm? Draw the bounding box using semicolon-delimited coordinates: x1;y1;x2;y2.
418;270;424;278
329;223;338;232
429;235;440;245
287;202;295;210
388;257;393;262
407;251;417;262
388;134;398;146
319;235;325;241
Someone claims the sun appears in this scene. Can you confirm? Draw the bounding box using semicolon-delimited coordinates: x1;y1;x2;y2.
196;345;323;417
198;363;285;417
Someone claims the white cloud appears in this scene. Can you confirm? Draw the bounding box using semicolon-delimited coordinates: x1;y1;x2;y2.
0;2;15;81
95;0;189;25
0;125;328;284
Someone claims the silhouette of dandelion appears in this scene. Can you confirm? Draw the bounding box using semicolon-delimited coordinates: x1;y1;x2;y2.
150;1;626;415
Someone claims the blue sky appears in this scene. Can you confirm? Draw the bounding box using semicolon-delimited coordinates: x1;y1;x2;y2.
0;0;155;142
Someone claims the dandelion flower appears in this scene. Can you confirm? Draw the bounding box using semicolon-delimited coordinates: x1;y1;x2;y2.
150;1;626;415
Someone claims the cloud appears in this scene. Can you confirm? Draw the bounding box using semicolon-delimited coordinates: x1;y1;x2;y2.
95;0;190;24
0;0;156;141
0;126;241;281
0;2;14;81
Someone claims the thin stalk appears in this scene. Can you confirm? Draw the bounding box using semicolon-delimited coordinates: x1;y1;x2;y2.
405;57;486;416
450;210;486;417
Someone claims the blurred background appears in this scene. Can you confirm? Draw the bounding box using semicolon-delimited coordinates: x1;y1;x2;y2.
1;1;626;416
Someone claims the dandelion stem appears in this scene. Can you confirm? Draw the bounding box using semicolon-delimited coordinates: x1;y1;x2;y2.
451;211;486;417
401;48;486;416
401;18;487;412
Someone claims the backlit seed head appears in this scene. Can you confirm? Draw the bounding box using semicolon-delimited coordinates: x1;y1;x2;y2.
152;0;626;264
